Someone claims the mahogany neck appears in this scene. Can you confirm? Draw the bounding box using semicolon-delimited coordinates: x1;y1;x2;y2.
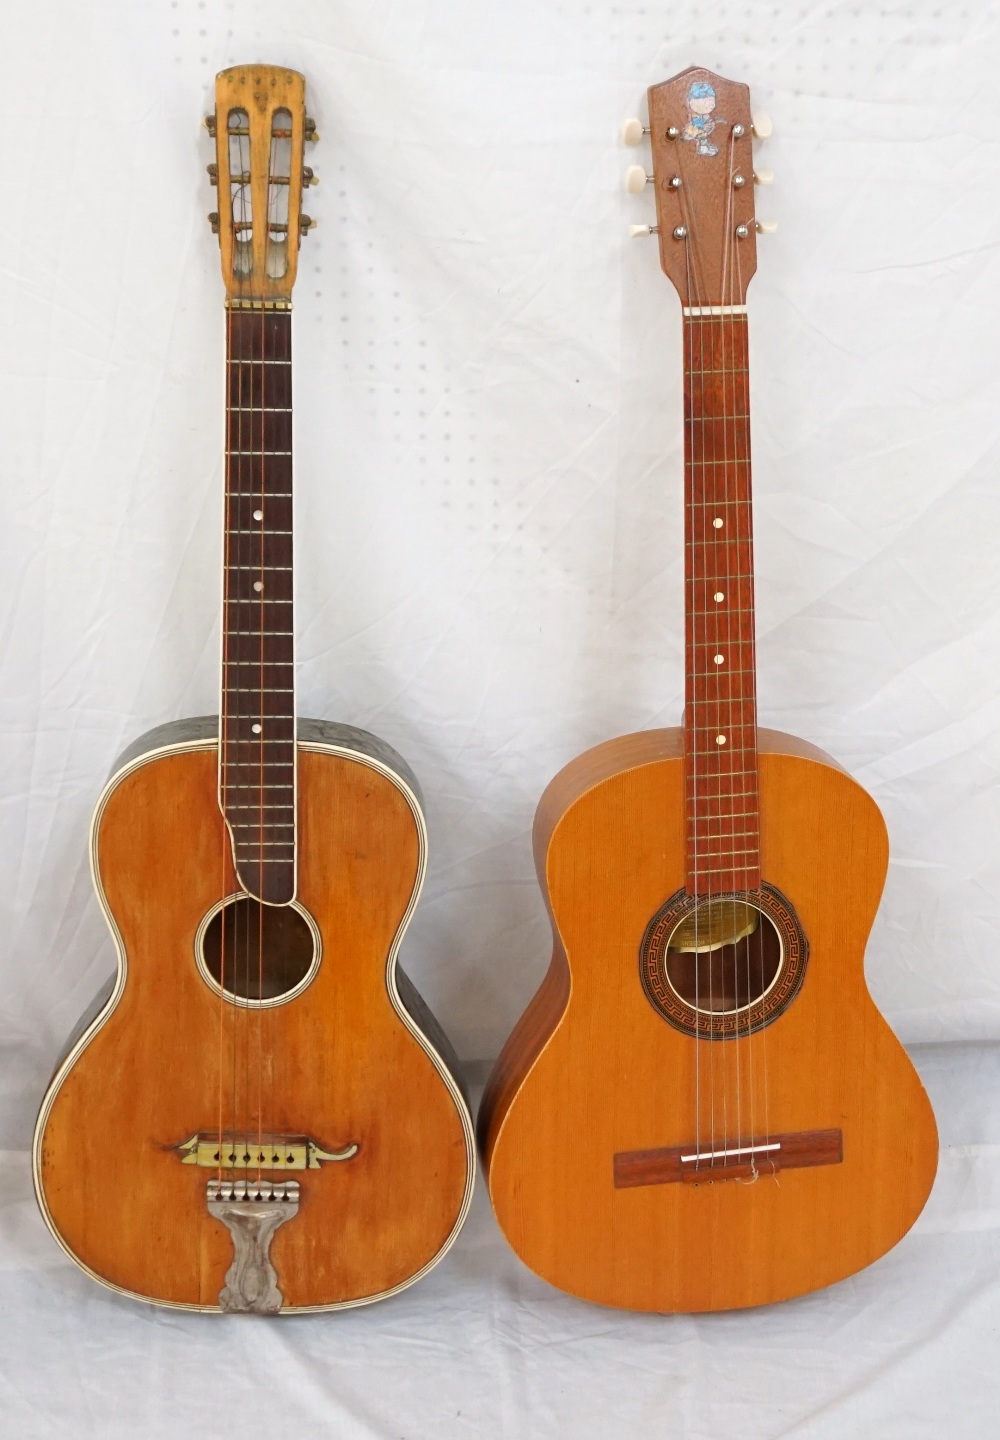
683;313;760;895
220;305;296;905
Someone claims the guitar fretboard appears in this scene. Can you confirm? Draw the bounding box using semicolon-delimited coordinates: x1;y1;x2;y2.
683;314;761;894
220;306;296;904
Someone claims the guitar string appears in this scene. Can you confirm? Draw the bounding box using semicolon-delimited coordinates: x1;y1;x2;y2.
681;230;703;1167
675;158;702;1164
217;167;233;1182
733;215;769;1162
718;129;741;1166
235;111;252;1175
676;149;716;1167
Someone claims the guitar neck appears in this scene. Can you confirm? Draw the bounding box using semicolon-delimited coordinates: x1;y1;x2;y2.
220;303;296;905
683;310;761;895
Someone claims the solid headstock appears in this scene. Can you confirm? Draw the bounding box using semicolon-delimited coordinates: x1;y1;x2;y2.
625;68;772;308
205;65;317;303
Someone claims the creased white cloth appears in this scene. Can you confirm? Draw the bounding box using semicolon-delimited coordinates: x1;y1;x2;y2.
0;1049;998;1439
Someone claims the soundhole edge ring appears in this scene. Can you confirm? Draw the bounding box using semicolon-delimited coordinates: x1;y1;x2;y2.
195;892;322;1009
639;883;808;1040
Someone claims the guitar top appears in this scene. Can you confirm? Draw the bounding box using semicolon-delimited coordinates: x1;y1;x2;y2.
478;67;938;1313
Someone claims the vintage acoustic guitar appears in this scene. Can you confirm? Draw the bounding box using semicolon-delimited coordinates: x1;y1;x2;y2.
478;68;937;1312
34;65;475;1313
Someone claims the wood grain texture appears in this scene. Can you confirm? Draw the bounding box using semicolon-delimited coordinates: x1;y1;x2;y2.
479;726;938;1313
36;741;473;1310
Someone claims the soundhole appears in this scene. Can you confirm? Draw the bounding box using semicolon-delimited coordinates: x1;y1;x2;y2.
198;895;319;1007
665;899;781;1013
640;885;808;1040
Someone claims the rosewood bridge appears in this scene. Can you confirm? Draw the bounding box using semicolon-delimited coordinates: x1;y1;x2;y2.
613;1128;843;1187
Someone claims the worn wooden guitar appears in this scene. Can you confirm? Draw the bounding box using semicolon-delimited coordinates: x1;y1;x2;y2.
34;65;475;1313
479;67;937;1312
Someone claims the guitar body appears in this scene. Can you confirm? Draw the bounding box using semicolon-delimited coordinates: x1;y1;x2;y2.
479;726;938;1312
35;718;475;1312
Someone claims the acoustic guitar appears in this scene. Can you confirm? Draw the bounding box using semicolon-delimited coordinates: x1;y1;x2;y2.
34;65;475;1313
478;67;937;1312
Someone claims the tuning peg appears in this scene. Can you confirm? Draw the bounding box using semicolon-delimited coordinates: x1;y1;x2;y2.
303;166;318;187
304;117;319;142
753;167;774;186
208;212;220;234
204;114;217;139
752;112;773;140
206;163;218;186
624;165;651;194
755;219;778;235
628;224;659;238
622;117;649;145
300;214;317;234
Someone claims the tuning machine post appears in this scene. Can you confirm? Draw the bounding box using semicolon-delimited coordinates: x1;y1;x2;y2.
204;114;217;139
299;215;317;235
304;117;319;143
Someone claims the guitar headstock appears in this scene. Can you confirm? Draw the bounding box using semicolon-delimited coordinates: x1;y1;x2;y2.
205;65;318;303
624;68;775;308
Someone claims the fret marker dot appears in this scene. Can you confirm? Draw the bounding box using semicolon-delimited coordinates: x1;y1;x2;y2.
251;723;262;734
716;734;727;745
713;518;723;529
253;581;264;592
253;509;263;521
714;654;724;665
714;591;724;602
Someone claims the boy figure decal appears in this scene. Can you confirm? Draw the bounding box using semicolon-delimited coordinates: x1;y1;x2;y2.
683;80;724;156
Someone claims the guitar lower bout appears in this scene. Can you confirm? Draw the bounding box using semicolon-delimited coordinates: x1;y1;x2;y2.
35;715;476;1313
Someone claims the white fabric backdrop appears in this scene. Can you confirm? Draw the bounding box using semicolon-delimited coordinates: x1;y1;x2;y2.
3;0;1000;1140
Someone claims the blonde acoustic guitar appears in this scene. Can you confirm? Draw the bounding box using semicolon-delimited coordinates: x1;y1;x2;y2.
34;65;475;1313
478;68;937;1313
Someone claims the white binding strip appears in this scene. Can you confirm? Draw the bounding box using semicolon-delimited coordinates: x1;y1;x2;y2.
680;1141;780;1163
683;304;748;316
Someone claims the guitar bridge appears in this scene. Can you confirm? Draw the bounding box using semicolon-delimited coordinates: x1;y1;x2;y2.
613;1128;843;1187
176;1132;358;1171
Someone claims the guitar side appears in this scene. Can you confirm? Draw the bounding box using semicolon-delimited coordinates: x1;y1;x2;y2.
479;727;938;1312
35;717;475;1312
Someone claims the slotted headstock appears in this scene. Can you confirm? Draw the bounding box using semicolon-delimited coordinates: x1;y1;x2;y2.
206;65;317;302
645;68;758;307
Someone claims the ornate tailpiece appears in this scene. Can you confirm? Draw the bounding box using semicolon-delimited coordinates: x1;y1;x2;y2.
206;1178;300;1313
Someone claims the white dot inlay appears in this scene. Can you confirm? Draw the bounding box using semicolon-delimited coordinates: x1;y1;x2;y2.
253;581;264;592
712;517;723;529
251;723;262;734
714;591;724;602
253;509;263;521
716;735;727;745
714;654;724;665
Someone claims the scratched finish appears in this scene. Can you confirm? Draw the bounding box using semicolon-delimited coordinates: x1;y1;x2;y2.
479;727;938;1313
36;745;473;1310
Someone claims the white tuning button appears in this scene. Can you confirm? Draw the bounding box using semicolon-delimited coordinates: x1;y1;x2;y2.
752;112;773;140
753;167;774;186
622;117;648;145
624;165;650;193
755;219;778;235
628;224;659;238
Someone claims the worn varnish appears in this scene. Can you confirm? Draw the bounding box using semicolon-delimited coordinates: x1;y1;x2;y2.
36;743;472;1309
478;727;938;1312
